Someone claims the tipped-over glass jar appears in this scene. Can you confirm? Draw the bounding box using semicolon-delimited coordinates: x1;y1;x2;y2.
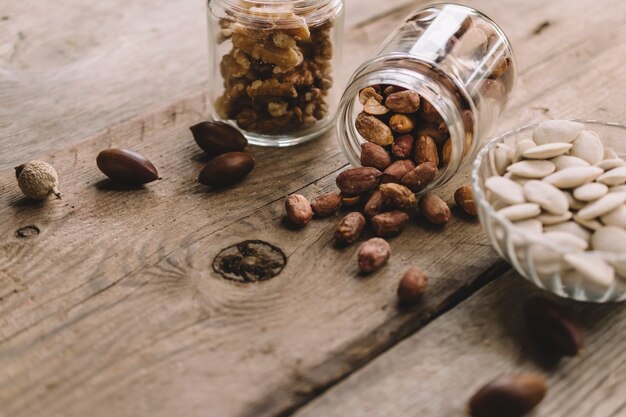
207;0;344;147
337;4;517;193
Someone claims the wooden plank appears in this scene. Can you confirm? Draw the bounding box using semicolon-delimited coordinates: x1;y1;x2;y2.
0;0;416;168
0;1;624;417
0;89;505;417
293;272;626;417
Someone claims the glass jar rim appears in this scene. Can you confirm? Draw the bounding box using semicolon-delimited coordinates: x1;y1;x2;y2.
209;0;343;27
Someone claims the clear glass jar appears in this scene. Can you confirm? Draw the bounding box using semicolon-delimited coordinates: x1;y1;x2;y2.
207;0;344;147
337;4;517;192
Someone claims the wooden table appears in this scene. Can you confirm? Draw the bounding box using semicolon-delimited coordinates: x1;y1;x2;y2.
1;1;625;416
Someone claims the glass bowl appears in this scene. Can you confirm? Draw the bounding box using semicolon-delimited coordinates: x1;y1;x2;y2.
471;121;626;302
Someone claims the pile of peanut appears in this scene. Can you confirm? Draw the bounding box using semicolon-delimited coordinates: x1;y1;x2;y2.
283;85;480;296
355;85;452;190
215;6;334;134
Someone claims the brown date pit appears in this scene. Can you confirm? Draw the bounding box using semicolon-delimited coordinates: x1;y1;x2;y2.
190;121;248;155
96;149;159;185
198;151;255;188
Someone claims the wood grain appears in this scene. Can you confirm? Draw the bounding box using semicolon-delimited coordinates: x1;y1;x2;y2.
0;0;416;168
294;272;626;417
0;0;625;416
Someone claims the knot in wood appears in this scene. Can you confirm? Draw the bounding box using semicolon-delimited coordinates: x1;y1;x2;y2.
213;240;286;283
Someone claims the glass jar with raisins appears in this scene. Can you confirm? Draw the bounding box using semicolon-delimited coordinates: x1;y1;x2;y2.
336;4;517;193
207;0;344;147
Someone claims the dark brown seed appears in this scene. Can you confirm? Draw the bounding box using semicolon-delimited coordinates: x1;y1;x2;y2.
397;267;428;304
391;134;414;159
383;160;415;184
364;190;384;219
198;151;255;188
360;142;392;171
371;211;409;237
523;296;584;356
335;212;366;245
469;374;548;417
190;121;248;155
401;162;438;192
96;149;159;184
336;167;383;194
311;192;342;217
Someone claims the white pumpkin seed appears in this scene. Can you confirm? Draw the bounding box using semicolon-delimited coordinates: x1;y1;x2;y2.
601;205;626;228
543;166;604;188
494;144;514;175
513;219;543;235
573;182;608;201
513;139;536;162
543;231;589;251
532;120;584;145
485;176;525;205
523;180;569;214
570;130;604;165
595;158;625;171
504;173;532;186
545;221;591;242
592;226;626;253
573;214;603;230
523;142;572;159
563;191;586;210
497;203;541;221
596;166;626;186
610;185;626;193
538;211;573;225
604;147;619;159
564;253;615;291
577;193;626;220
507;160;555;178
551;155;590;171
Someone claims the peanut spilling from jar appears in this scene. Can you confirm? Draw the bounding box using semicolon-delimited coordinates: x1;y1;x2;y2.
355;84;452;193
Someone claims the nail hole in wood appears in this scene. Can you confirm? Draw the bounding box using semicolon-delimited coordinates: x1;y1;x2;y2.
213;240;287;283
15;225;40;239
